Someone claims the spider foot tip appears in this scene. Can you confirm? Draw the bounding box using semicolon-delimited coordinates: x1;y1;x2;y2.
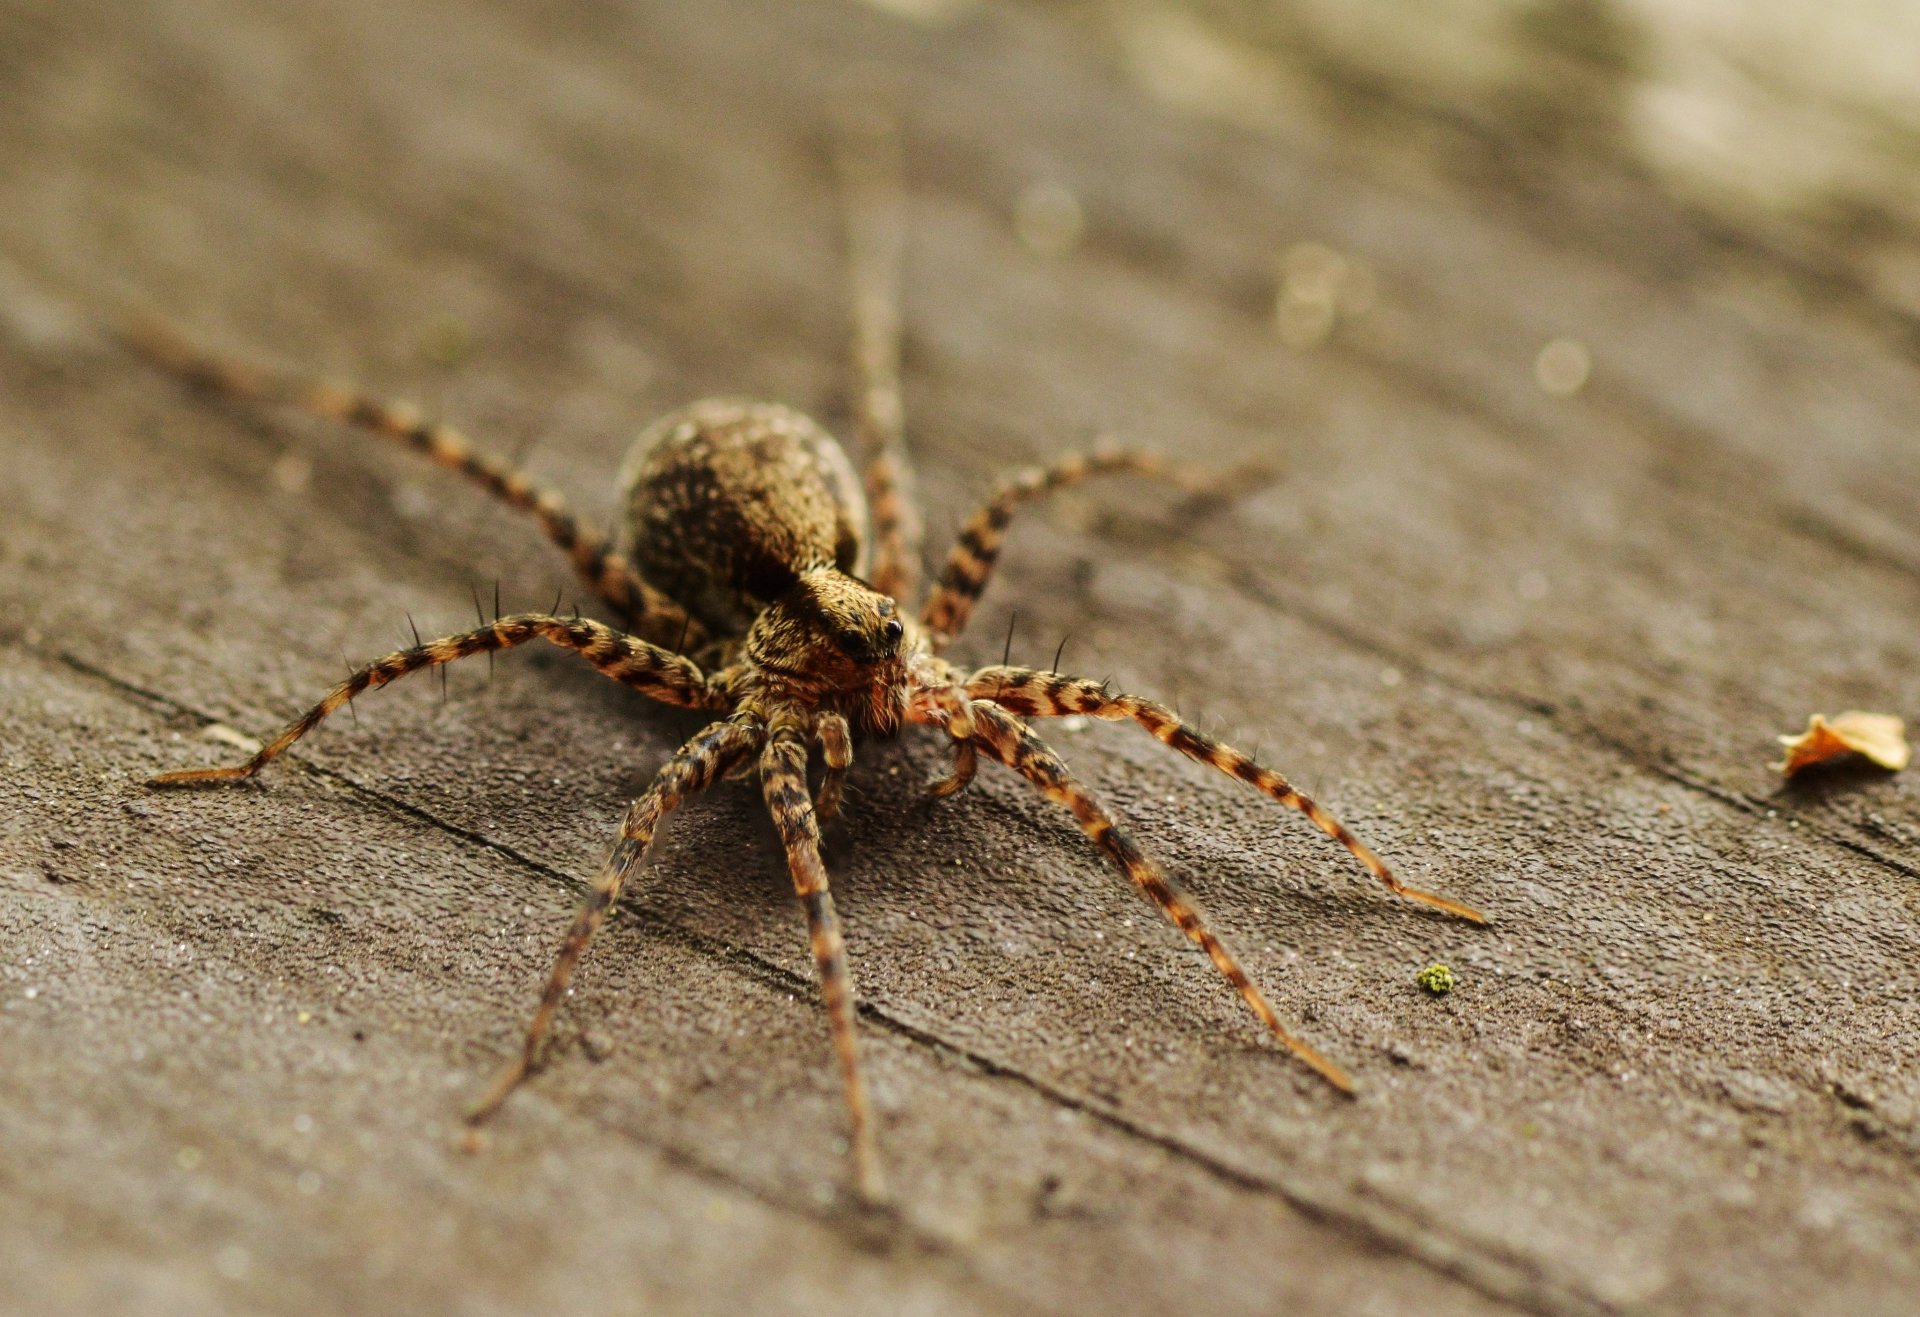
1320;1064;1358;1097
852;1165;893;1211
464;1058;534;1125
148;765;248;787
1399;884;1490;926
1286;1042;1356;1095
1442;898;1492;927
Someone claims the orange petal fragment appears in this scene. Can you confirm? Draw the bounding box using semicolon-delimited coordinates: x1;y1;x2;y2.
1773;711;1910;776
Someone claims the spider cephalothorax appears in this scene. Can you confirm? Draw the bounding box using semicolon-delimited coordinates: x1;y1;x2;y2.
135;122;1484;1203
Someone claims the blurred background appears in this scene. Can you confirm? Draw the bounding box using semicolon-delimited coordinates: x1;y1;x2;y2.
1008;0;1920;318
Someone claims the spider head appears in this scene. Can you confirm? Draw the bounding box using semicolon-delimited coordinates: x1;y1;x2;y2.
789;568;905;664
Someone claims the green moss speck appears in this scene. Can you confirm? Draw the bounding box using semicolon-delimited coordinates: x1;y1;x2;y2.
1415;963;1456;995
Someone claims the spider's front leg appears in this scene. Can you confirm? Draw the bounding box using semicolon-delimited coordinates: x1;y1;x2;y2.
467;717;760;1123
963;666;1487;924
148;614;717;787
968;701;1354;1093
761;724;885;1203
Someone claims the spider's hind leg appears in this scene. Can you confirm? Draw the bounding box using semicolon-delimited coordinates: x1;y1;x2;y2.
120;317;702;650
833;108;921;605
968;701;1354;1093
965;666;1487;924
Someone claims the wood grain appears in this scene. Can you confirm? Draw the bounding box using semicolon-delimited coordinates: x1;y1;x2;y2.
2;2;1917;1313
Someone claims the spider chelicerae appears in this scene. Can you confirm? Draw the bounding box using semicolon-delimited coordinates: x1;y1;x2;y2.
134;121;1486;1202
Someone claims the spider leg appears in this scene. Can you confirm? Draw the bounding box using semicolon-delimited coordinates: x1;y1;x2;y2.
833;108;921;605
762;726;885;1202
914;682;977;799
467;717;759;1123
149;614;715;787
930;739;978;800
969;701;1353;1093
814;712;853;821
921;443;1216;649
966;667;1487;924
119;317;702;651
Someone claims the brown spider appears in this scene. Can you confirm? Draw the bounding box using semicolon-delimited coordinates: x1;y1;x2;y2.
133;121;1485;1203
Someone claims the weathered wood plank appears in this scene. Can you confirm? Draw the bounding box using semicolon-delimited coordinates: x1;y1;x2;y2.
2;1;1917;1313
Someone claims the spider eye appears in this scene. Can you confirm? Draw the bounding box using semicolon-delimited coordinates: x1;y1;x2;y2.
882;619;903;643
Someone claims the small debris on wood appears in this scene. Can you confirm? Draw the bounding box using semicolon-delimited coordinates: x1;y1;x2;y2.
1773;712;1909;776
1414;963;1456;995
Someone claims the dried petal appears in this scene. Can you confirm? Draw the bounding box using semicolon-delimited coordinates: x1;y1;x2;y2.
1773;711;1910;776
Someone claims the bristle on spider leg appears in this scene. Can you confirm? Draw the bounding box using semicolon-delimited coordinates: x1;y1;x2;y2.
339;651;361;725
490;581;503;678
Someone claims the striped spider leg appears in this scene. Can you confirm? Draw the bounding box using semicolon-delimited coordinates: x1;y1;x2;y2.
834;105;921;606
965;699;1357;1091
119;317;703;653
149;613;717;789
962;667;1489;925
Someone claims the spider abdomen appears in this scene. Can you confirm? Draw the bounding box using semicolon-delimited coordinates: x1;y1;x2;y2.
617;399;869;638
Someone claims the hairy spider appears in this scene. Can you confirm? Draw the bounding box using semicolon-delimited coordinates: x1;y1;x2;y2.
134;121;1485;1202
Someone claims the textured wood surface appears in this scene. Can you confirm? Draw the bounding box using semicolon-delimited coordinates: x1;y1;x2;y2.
3;2;1918;1314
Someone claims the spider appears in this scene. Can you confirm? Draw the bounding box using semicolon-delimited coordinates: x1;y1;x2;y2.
133;120;1486;1203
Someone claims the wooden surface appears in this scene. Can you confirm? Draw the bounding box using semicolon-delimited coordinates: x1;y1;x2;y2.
3;2;1918;1314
